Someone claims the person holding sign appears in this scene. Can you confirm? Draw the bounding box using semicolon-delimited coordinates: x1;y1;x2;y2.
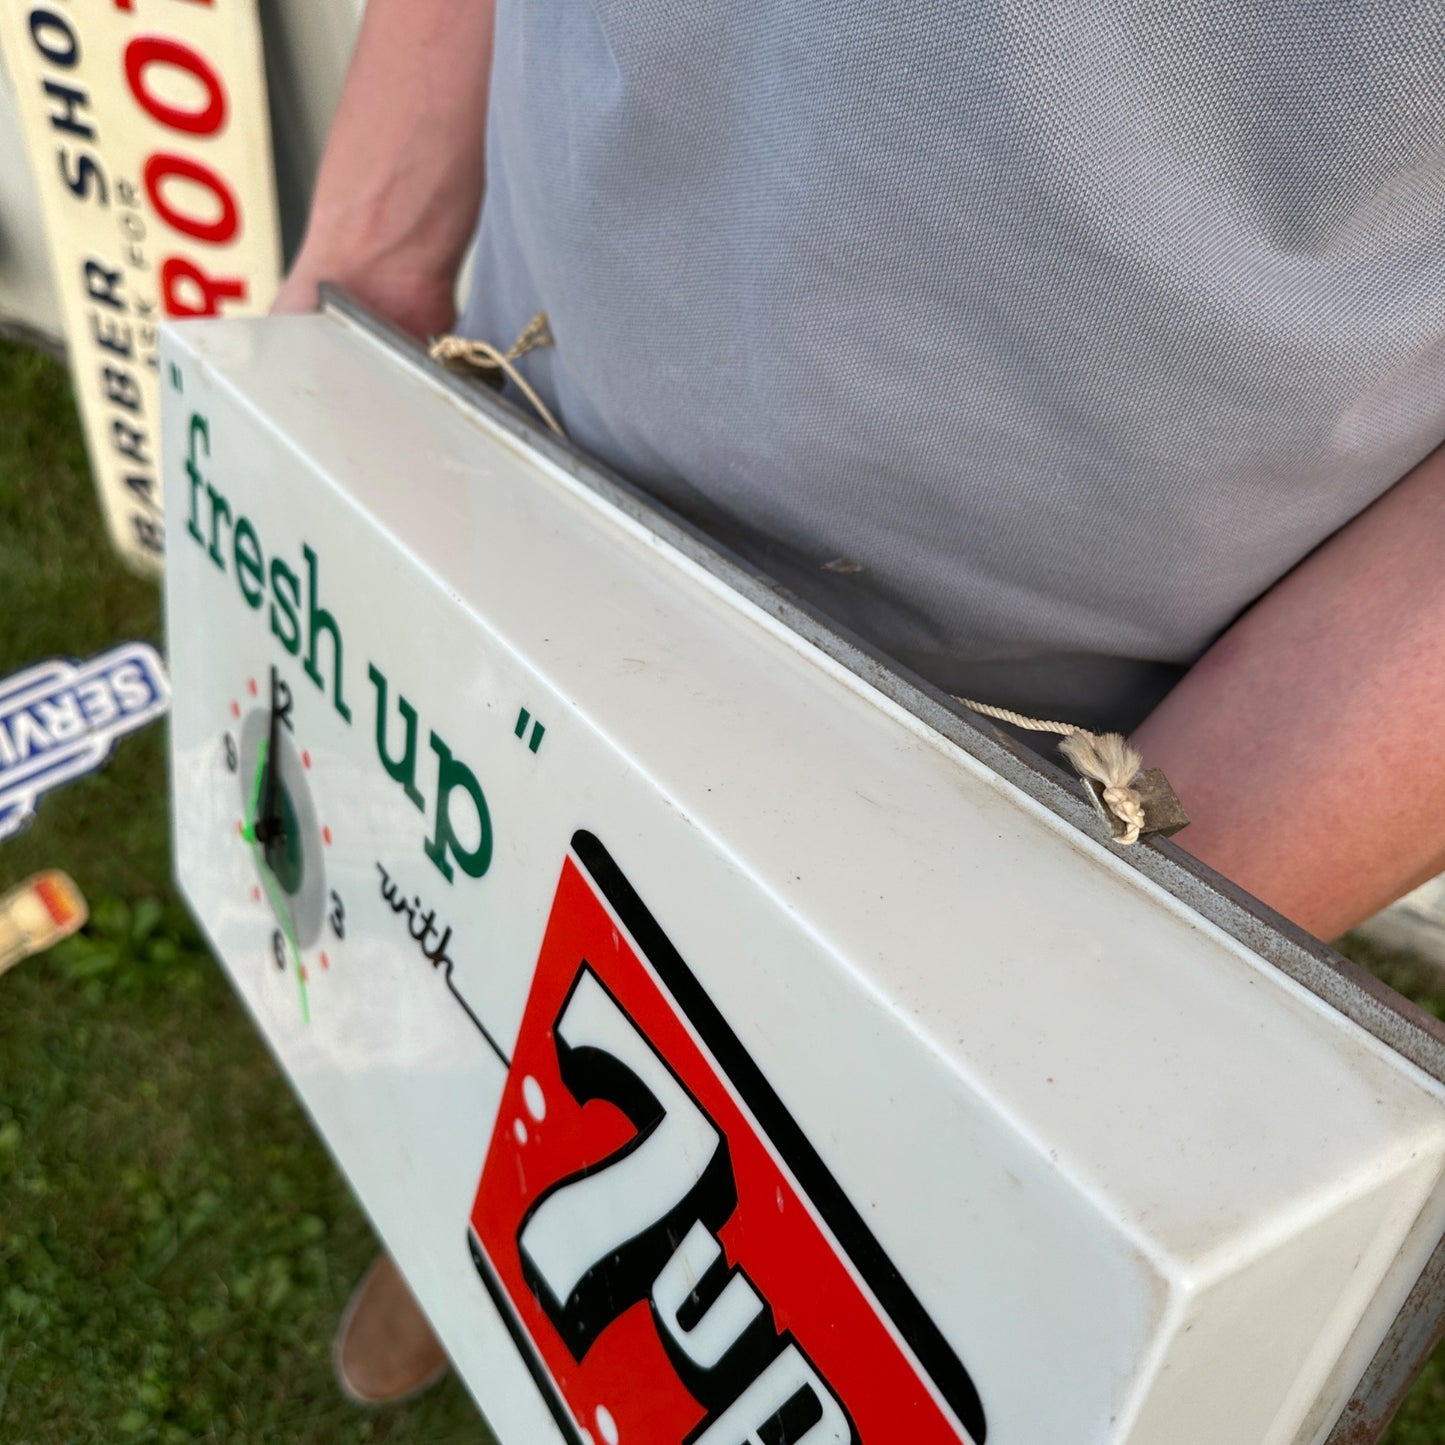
274;0;1445;1406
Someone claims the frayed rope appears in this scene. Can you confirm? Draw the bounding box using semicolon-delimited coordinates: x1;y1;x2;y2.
952;697;1147;845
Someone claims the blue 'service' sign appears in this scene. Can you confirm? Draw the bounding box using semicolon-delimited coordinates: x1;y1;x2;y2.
0;642;170;842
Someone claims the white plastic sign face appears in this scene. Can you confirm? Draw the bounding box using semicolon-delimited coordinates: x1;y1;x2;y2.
161;310;1445;1445
0;0;281;570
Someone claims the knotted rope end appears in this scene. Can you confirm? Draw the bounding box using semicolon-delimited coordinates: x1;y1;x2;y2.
1059;730;1146;845
427;313;565;438
952;694;1178;847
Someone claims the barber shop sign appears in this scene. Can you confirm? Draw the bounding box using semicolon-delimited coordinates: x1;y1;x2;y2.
0;0;281;571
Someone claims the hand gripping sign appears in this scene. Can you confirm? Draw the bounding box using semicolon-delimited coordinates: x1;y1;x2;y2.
470;833;988;1445
0;642;170;841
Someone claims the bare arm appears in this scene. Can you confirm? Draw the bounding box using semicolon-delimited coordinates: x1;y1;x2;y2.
1132;445;1445;942
272;0;497;338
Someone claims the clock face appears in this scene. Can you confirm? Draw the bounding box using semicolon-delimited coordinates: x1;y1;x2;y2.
222;667;343;1023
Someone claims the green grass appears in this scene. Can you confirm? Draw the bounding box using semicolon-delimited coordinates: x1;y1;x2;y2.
0;339;1443;1442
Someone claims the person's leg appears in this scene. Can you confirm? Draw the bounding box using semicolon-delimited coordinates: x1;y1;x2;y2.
333;1252;449;1405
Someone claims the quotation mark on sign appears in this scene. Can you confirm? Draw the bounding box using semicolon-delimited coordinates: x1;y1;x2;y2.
514;707;545;755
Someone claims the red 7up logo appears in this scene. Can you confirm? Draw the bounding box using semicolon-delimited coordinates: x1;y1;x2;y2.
469;832;987;1445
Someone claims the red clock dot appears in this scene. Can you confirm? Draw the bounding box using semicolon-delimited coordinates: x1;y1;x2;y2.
320;952;330;971
301;966;309;983
247;678;258;697
302;750;312;770
322;826;332;846
230;701;240;718
251;886;261;903
235;820;245;836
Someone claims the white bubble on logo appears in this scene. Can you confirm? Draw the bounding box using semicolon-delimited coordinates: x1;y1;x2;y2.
595;1404;619;1445
522;1074;547;1122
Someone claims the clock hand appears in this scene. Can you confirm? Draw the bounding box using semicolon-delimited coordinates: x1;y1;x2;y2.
256;668;285;847
260;867;310;1027
242;739;269;846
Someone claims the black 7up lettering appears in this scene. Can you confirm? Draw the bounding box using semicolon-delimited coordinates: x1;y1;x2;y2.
519;967;858;1444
